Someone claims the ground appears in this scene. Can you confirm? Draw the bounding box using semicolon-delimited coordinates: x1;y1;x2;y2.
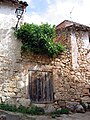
0;110;90;120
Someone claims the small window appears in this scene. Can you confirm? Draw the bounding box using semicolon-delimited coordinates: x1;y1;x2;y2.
88;33;90;43
89;88;90;93
28;70;53;103
89;37;90;43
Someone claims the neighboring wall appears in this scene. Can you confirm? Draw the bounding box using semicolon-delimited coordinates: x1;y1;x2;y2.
72;30;90;101
54;28;90;103
0;3;22;104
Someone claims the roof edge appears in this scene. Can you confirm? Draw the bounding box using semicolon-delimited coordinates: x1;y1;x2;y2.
0;0;28;7
56;20;90;30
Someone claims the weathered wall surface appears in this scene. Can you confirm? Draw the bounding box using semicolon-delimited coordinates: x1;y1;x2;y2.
73;30;90;102
20;27;90;104
54;29;90;103
0;26;90;107
0;4;90;107
0;4;24;105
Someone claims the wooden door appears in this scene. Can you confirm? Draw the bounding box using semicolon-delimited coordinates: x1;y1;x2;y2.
28;70;53;103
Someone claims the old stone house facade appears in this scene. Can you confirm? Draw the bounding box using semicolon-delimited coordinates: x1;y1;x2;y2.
0;1;90;107
56;20;90;103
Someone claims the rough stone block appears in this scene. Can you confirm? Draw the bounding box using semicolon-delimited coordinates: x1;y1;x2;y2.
57;100;66;108
44;104;55;113
0;115;6;120
18;98;30;107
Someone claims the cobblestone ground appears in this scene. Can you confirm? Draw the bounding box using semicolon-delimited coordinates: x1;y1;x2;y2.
0;110;90;120
35;112;90;120
53;112;90;120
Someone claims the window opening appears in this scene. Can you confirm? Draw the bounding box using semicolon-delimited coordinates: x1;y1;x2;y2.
89;37;90;43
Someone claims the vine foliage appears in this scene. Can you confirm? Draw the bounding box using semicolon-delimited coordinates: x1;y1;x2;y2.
15;23;64;57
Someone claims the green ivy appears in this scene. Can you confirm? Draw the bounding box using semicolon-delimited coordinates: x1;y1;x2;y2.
0;103;17;112
51;108;69;118
0;103;45;115
15;23;65;57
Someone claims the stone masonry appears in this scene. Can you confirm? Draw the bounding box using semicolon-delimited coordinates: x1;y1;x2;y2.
0;2;90;107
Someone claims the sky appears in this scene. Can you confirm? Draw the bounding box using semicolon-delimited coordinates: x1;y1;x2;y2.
23;0;90;26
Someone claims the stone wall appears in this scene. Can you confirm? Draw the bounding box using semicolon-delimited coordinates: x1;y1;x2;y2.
1;29;90;106
0;3;23;105
0;11;90;107
53;28;90;103
20;28;90;104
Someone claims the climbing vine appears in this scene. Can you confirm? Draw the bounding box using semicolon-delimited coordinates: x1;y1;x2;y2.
15;23;65;57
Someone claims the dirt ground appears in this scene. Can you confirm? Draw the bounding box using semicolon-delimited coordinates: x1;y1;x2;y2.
0;110;90;120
